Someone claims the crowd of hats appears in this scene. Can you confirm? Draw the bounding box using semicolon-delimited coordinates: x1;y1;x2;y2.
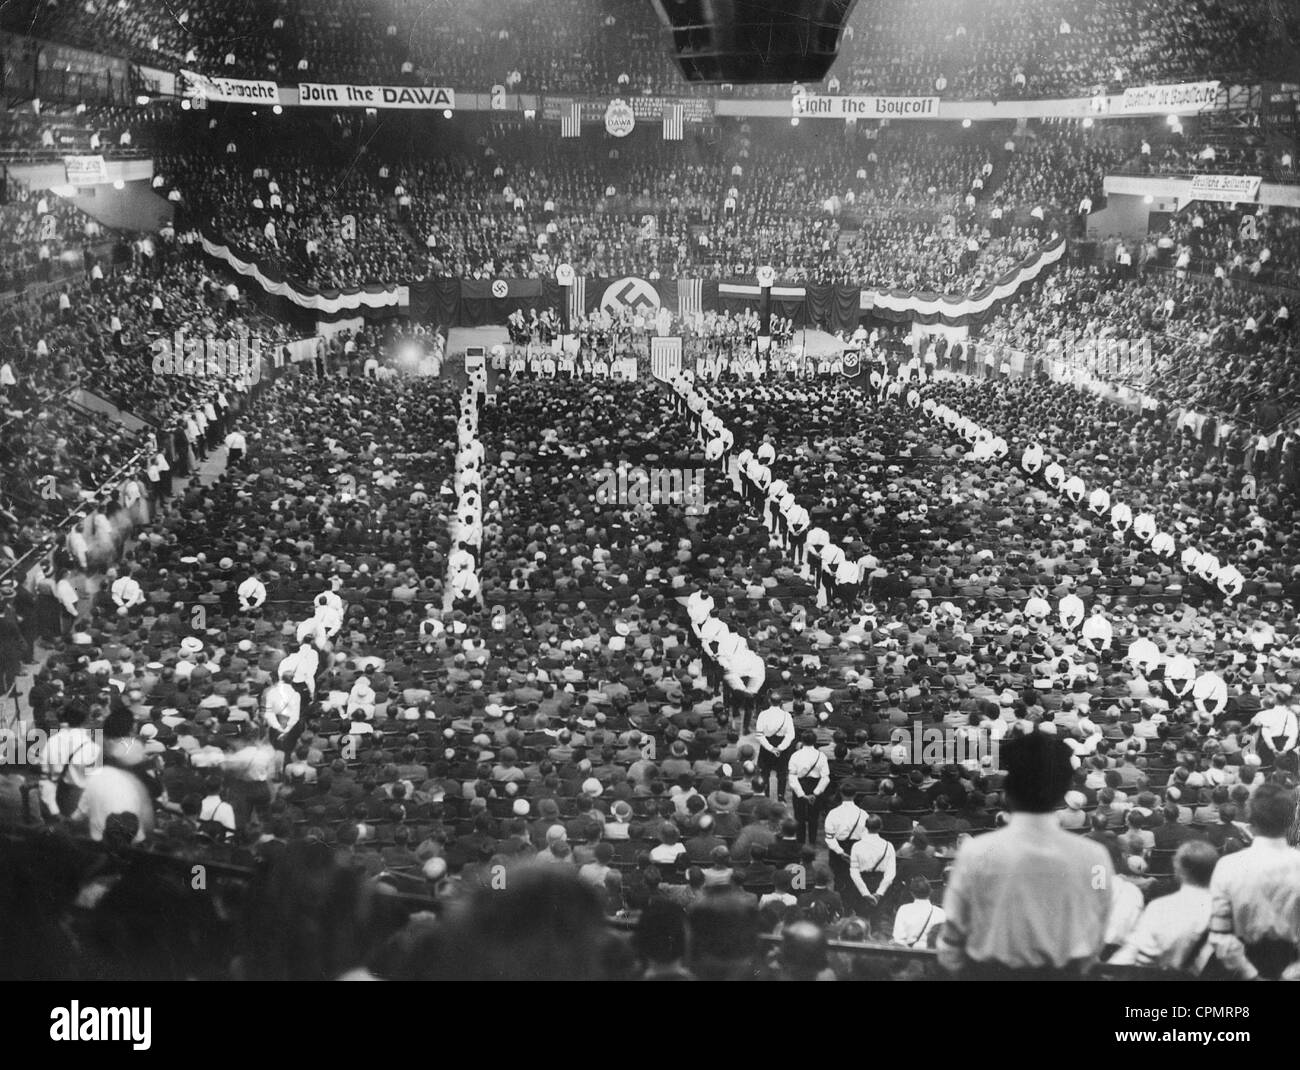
3;0;1277;100
5;361;1300;981
156;121;1106;292
979;261;1295;431
914;380;1250;601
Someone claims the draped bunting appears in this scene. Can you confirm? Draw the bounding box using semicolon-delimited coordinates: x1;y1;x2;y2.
863;236;1068;326
199;229;408;313
200;229;1062;331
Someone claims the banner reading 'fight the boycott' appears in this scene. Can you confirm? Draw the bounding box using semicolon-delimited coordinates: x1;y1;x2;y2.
792;95;939;118
180;69;279;104
298;83;455;109
1188;174;1262;203
1118;80;1220;113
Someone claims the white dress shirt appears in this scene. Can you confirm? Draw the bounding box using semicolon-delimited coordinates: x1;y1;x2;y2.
753;706;794;751
1109;885;1213;972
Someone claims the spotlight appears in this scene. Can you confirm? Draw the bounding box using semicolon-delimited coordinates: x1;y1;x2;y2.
443;109;453;119
1144;195;1154;205
113;180;125;190
180;99;192;110
1082;117;1093;129
135;94;150;105
790;116;799;126
273;104;283;115
961;118;971;128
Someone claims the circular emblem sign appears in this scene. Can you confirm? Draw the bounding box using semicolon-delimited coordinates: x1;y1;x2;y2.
555;263;575;286
604;99;636;138
491;279;508;299
600;276;660;316
756;265;776;288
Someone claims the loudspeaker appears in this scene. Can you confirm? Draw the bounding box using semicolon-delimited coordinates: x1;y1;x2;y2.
649;0;859;84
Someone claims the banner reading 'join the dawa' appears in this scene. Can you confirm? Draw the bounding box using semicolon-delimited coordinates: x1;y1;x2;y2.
297;83;456;109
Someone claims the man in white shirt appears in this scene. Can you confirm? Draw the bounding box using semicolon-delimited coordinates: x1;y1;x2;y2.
850;814;897;917
894;877;946;948
278;640;319;699
1208;783;1300;979
1110;841;1218;974
939;731;1114;979
73;742;154;843
39;707;101;817
224;428;247;465
753;703;795;799
263;670;303;751
787;731;830;845
823;784;868;911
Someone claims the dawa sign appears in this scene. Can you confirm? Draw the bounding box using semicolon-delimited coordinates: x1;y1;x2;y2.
298;83;456;109
604;98;636;137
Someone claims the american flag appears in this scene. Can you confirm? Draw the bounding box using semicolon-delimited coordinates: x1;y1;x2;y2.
677;278;702;319
567;276;586;321
560;101;582;138
662;103;684;141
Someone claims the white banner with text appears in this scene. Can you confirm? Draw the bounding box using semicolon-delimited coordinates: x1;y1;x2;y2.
180;69;279;104
297;83;456;109
1188;174;1262;203
792;95;940;119
1118;81;1220;113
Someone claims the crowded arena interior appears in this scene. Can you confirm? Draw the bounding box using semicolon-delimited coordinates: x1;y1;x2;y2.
1;0;1299;988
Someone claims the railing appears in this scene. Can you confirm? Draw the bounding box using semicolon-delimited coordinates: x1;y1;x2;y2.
0;146;152;163
1110;161;1300;186
0;441;150;587
1143;260;1300;298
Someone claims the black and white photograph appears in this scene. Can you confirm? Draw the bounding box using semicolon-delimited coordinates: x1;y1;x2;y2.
0;0;1298;1029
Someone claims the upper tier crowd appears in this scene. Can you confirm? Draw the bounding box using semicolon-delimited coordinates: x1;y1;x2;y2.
4;0;1289;100
160;121;1119;290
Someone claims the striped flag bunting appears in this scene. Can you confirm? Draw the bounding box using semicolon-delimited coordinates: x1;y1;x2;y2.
662;103;684;141
561;101;582;138
567;276;586;321
678;278;702;318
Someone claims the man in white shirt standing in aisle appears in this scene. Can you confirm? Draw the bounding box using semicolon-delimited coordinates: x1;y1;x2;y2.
824;784;868;913
224;427;247;467
722;642;764;730
938;731;1113;979
753;702;795;800
787;731;830;846
278;639;319;702
262;667;303;754
850;814;896;921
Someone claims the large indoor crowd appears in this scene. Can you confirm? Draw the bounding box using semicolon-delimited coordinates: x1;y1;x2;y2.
3;0;1289;100
0;0;1297;987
